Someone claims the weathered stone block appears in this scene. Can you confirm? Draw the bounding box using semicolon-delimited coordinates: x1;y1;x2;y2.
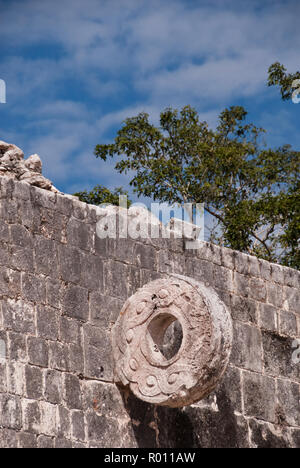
56;193;73;217
0;220;9;242
109;238;136;265
72;198;88;221
73;441;87;448
71;410;85;441
44;369;62;405
185;257;213;285
158;249;185;275
64;374;82;410
283;267;300;289
39;208;67;243
284;286;300;314
30;185;56;210
234;252;249;275
249;419;290;448
94;236;110;258
67;217;93;252
18;199;41;232
243;371;276;422
22;399;41;434
140;268;164;286
7;361;25;395
0;394;22;429
0;177;14;199
267;282;283;308
58;244;81;283
57;405;71;438
0;241;9;267
46;278;62;309
55;437;72;448
12;180;30;200
86;412;119;445
127;266;141;296
279;310;298;337
37;305;59;341
2;299;35;334
134;243;157;270
277;378;300;426
212;264;234;292
21;272;46;304
249;277;266;302
248;256;260;277
84;325;113;381
9;224;33;249
196;242;222;265
27;336;49;368
89;292;122;328
215;365;243;414
25;365;43;399
83;381;127;418
271;264;285;284
231;322;263;372
62;284;89;322
234;272;250;298
104;261;128;299
262;331;299;381
49;341;70;372
69;343;84;374
60;316;82;344
0;199;19;224
34;236;58;277
40;401;57;437
157;404;249;448
18;432;37;448
80;253;103;291
259;303;278;332
37;434;54;448
221;248;235;270
0;268;21;298
230;294;257;324
0;428;18;448
8;331;27;362
0;359;7;393
10;244;34;272
259;259;272;281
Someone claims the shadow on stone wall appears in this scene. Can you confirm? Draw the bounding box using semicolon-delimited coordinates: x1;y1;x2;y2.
119;381;248;448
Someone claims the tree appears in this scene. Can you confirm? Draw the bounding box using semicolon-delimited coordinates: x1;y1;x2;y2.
74;185;131;208
266;63;300;268
268;62;300;101
94;105;299;269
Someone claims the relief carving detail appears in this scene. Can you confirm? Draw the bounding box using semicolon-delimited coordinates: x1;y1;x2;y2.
112;275;233;408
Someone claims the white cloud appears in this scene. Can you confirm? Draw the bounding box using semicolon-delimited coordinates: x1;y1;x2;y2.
0;0;299;193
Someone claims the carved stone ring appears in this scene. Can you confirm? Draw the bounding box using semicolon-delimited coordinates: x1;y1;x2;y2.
112;275;233;408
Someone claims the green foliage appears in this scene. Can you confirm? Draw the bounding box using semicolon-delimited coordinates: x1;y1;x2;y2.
268;62;300;100
74;185;131;208
95;105;300;269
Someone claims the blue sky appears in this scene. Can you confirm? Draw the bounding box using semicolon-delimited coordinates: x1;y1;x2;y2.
0;0;299;201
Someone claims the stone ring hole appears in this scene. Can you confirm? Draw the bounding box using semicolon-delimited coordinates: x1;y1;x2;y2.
146;313;183;362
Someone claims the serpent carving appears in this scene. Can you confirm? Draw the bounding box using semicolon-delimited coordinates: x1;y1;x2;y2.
112;274;233;408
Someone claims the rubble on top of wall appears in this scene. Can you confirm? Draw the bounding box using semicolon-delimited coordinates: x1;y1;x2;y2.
0;141;202;242
0;140;59;193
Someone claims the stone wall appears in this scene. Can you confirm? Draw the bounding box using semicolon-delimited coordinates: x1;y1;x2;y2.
0;176;299;448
